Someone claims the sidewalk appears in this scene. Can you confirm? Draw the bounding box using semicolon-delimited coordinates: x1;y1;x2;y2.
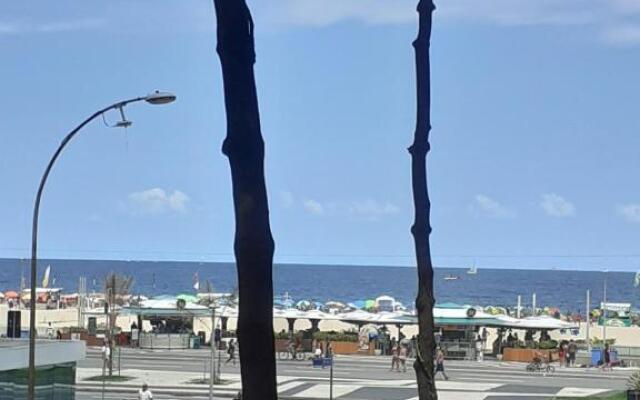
76;368;244;398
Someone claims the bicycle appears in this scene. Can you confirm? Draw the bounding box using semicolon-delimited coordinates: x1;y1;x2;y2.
526;359;555;375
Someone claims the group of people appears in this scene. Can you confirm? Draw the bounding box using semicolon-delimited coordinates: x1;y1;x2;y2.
557;339;579;367
388;344;449;380
389;343;409;372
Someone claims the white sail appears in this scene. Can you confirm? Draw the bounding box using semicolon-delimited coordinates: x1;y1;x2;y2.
634;271;640;288
42;265;51;288
193;271;200;291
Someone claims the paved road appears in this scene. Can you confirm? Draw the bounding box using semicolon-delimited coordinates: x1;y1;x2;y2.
76;347;632;399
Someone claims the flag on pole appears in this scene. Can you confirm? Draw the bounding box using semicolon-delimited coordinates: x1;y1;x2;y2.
42;265;51;288
193;272;200;292
634;271;640;288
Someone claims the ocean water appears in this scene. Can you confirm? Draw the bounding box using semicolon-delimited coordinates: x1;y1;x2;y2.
1;258;638;315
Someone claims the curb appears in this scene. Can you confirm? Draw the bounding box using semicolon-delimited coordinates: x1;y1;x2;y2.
75;385;238;398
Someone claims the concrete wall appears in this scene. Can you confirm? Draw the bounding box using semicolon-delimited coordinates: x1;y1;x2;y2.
0;339;85;371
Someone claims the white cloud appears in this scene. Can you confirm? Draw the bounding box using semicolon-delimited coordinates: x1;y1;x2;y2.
279;190;295;208
261;0;416;27
303;199;325;215
540;193;576;217
260;0;640;47
618;204;640;223
128;188;190;215
349;199;400;218
471;194;516;219
299;196;399;219
0;18;105;35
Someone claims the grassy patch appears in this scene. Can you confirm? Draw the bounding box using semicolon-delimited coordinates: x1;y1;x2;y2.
555;392;626;400
83;375;134;382
186;378;231;385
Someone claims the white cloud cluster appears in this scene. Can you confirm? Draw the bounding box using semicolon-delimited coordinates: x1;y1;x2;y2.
303;199;325;215
349;199;400;217
128;188;190;215
540;193;576;218
471;194;516;219
259;0;640;46
281;190;400;219
0;18;105;35
618;204;640;223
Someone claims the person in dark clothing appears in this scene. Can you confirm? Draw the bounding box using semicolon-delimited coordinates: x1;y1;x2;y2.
601;343;612;371
225;339;236;365
434;348;449;380
567;340;578;367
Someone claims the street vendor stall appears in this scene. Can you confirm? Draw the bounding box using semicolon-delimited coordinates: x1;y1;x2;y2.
121;297;212;349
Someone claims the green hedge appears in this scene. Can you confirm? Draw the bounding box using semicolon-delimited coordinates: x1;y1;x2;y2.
312;331;359;343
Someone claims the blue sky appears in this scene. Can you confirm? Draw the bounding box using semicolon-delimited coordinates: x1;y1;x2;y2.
2;0;640;271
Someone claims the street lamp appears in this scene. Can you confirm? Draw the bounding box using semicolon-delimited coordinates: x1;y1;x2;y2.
27;91;176;400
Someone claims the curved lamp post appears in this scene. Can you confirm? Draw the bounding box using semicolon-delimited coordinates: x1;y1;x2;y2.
27;91;176;399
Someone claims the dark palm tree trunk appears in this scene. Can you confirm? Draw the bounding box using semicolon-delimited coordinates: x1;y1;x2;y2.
409;1;438;399
213;1;277;399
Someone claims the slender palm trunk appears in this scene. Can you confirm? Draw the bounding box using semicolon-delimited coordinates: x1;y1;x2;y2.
409;1;438;399
213;1;277;399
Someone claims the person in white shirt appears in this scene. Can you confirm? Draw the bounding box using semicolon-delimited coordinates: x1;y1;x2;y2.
101;340;111;375
46;322;54;340
138;383;153;400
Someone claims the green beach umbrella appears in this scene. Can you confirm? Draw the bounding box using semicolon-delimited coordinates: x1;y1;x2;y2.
176;293;198;303
364;299;376;310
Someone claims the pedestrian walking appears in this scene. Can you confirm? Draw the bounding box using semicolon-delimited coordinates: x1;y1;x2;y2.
287;336;297;359
558;342;565;367
601;343;612;372
138;383;153;400
101;340;111;376
410;335;418;358
562;341;569;367
481;327;488;351
226;339;237;365
434;347;449;380
389;346;399;372
567;340;577;367
46;322;54;340
475;335;484;362
398;345;408;372
214;326;222;350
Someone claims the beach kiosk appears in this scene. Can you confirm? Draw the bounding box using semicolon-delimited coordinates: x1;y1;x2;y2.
121;296;212;349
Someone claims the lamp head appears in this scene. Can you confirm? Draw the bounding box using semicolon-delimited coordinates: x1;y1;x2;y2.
145;90;177;105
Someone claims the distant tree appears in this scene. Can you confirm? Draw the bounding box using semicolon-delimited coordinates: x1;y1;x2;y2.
409;1;438;399
212;1;277;399
104;272;133;376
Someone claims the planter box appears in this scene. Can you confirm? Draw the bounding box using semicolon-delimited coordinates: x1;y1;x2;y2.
503;348;555;363
275;339;358;355
61;331;104;347
331;341;359;355
275;339;289;352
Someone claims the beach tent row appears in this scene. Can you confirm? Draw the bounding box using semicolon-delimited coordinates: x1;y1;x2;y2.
119;297;578;331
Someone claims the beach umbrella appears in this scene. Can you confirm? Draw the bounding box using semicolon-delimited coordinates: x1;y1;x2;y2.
176;293;198;303
296;300;311;311
352;300;366;310
4;291;19;299
364;299;376;310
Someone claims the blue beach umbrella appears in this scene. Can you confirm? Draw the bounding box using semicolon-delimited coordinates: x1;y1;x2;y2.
352;300;366;310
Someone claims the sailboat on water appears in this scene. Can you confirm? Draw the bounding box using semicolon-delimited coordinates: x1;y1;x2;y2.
467;265;478;275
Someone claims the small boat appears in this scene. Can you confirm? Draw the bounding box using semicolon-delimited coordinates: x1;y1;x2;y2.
444;275;460;281
467;265;478;275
